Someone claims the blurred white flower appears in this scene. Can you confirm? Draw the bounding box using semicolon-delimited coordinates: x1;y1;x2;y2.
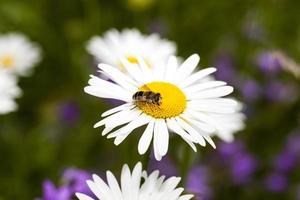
76;162;193;200
86;29;176;72
84;54;244;160
0;33;41;76
0;71;21;114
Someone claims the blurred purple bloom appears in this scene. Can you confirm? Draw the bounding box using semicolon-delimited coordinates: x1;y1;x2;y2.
58;102;80;124
148;156;178;177
217;141;258;185
230;153;258;185
37;168;92;200
217;141;245;160
256;52;282;74
265;172;288;192
186;166;212;200
287;132;300;156
213;53;236;83
241;79;262;102
273;150;297;173
63;168;92;195
40;180;71;200
265;81;297;103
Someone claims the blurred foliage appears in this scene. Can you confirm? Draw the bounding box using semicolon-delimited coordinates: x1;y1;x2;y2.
0;0;300;199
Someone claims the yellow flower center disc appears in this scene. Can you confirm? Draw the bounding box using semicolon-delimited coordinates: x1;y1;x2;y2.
118;56;151;72
135;82;186;119
127;56;139;64
1;55;14;68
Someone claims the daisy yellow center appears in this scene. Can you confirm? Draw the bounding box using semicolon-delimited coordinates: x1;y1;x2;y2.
127;56;139;64
1;55;14;68
118;56;151;72
135;82;186;119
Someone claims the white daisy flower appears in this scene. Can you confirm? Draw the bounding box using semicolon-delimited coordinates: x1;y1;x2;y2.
0;71;21;114
76;162;193;200
0;33;41;76
85;54;244;160
86;28;176;72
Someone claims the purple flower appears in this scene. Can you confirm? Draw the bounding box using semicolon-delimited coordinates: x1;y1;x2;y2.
58;102;80;124
39;180;71;200
148;156;178;178
217;141;258;185
265;172;288;192
213;53;236;83
265;81;297;103
217;140;245;160
63;168;92;195
287;132;300;156
186;166;212;200
240;79;262;102
37;168;92;200
230;153;258;185
256;52;282;74
273;150;297;173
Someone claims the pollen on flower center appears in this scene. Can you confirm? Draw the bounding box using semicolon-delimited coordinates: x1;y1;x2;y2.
135;82;186;119
1;55;14;68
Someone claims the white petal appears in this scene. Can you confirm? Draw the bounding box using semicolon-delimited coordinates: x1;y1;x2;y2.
138;120;154;155
119;57;146;84
98;63;139;91
175;117;206;147
174;54;200;83
75;193;95;200
94;109;139;128
137;56;154;83
164;56;178;82
155;120;169;156
179;67;217;88
112;114;150;145
153;124;163;161
101;103;135;117
181;114;216;133
189;86;234;99
185;110;217;128
187;102;236;114
179;194;194;200
101;103;134;117
106;171;123;200
86;178;107;199
131;162;142;200
166;118;197;152
183;81;227;95
101;127;114;136
121;164;132;200
84;75;132;101
188;98;238;107
187;119;216;149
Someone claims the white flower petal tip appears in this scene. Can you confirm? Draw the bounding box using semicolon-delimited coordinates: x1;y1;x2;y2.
85;51;245;159
0;72;21;115
76;193;94;200
75;162;192;200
